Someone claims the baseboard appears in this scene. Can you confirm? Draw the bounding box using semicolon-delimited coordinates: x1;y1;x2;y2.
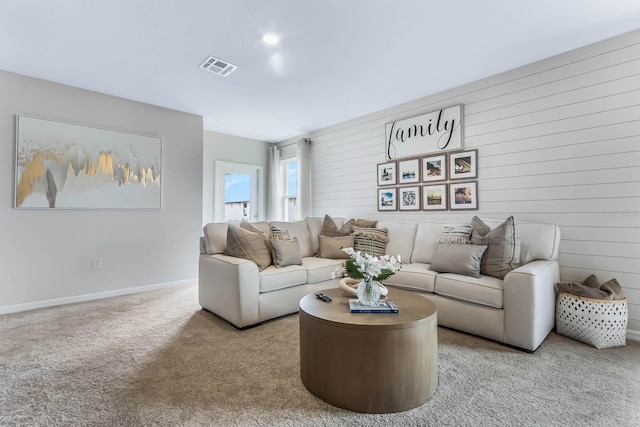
627;329;640;342
0;279;197;315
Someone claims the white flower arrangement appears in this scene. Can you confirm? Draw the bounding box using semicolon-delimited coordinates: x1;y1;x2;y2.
331;247;403;283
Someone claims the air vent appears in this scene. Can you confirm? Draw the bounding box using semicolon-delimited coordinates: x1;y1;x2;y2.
199;56;237;77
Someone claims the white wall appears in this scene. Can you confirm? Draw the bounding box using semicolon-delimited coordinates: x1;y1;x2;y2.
0;70;203;312
202;130;269;224
281;30;640;337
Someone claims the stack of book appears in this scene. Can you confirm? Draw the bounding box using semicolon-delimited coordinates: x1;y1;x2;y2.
349;299;399;313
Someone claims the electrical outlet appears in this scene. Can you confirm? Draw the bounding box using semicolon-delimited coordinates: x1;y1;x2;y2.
92;258;103;269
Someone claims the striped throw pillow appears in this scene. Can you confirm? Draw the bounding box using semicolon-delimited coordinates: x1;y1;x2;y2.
439;224;473;244
270;225;292;241
352;226;388;257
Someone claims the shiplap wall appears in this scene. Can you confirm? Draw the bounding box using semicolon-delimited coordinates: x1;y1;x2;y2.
280;29;640;337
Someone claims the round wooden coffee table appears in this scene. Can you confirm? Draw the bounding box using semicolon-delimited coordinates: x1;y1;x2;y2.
299;287;438;413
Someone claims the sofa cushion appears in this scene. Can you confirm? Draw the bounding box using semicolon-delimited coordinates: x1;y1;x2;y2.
318;235;353;259
471;216;521;279
259;265;307;293
516;222;560;264
352;226;387;257
270;238;303;268
203;223;228;254
247;221;271;236
271;220;314;257
321;214;355;237
224;224;272;271
411;222;445;264
303;257;345;284
434;273;504;309
377;221;417;262
429;243;487;278
384;263;437;293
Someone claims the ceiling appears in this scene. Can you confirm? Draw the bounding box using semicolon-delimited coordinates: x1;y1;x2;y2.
2;1;640;143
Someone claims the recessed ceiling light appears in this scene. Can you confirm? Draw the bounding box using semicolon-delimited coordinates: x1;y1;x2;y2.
262;33;279;45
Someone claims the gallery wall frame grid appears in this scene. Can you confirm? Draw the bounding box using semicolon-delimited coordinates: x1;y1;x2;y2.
14;114;162;210
376;149;480;211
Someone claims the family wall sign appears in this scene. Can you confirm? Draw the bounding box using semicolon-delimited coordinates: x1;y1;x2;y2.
385;104;463;160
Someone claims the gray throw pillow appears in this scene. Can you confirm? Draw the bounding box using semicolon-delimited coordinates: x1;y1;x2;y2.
318;235;354;259
429;243;488;278
270;238;303;268
471;216;521;279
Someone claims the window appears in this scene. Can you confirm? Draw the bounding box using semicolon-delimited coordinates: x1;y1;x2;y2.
224;173;250;222
283;159;297;221
214;161;264;222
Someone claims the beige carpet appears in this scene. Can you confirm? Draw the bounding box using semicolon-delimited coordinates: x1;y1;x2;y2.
1;284;638;427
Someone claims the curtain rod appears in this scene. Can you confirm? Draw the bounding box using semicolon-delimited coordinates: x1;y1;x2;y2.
275;137;311;148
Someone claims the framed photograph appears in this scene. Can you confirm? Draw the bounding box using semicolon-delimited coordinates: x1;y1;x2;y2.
450;181;478;210
15;115;162;209
377;188;397;211
398;158;420;184
377;161;397;186
422;185;447;210
399;186;420;211
422;154;446;182
449;149;477;180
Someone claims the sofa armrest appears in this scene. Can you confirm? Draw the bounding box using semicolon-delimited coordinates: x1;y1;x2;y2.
198;254;260;328
503;260;560;351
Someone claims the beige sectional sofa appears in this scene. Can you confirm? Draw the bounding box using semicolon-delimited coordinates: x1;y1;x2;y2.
199;216;561;351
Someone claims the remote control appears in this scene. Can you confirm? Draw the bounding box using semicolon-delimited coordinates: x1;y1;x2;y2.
315;292;332;302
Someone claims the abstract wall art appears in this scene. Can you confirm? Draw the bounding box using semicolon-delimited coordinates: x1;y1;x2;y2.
15;115;162;209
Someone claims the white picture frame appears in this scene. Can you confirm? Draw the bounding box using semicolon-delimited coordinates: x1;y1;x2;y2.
377;161;397;186
399;186;421;211
449;149;477;180
378;188;397;211
422;154;446;182
450;181;478;210
398;158;420;184
422;185;447;210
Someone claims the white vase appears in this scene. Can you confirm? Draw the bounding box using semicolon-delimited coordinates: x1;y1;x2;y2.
356;280;381;306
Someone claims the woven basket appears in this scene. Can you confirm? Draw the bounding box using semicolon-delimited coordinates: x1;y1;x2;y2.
555;292;628;349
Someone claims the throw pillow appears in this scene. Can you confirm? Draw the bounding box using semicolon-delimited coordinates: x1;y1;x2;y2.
470;216;521;279
352;226;388;257
439;223;473;244
318;235;354;259
320;214;356;237
582;274;600;288
224;224;272;271
355;218;378;228
270;225;291;241
240;220;262;234
429;243;488;278
270;238;303;268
